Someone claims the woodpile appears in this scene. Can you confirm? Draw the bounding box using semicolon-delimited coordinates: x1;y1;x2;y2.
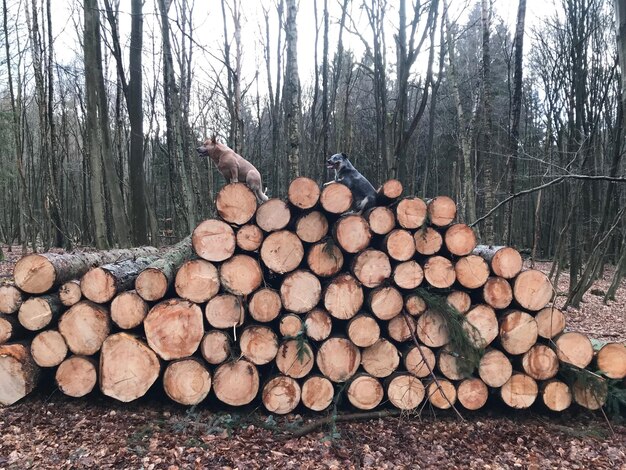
0;176;623;416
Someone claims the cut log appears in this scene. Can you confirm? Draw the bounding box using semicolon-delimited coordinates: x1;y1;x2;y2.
110;291;148;329
307;240;344;277
392;261;423;290
347;374;384;410
378;179;403;201
521;344;559;380
464;304;498;348
55;355;97;398
81;256;157;303
361;339;399;378
596;343;626;379
444;224;477;256
513;270;553;311
18;294;63;331
426;379;457;409
482;277;513;309
369;286;403;321
215;183;257;225
304;308;333;342
249;288;282;322
334;214;371;254
347;314;380;348
135;236;193;301
500;373;538;409
454;255;490;289
301;375;334;411
351;249;392;288
0;342;40;405
200;330;231;365
256;198;291;232
58;301;111;355
0;314;25;344
365;206;396;235
30;330;68;368
473;245;523;279
280;270;322;313
174;259;220;303
320;182;352;214
275;339;314;378
324;273;364;320
572;376;607;410
541;380;572;412
416;309;449;347
13;247;159;294
387;314;416;343
99;333;160;403
59;280;82;307
288;176;320;209
423;256;456;288
0;285;23;314
316;337;361;382
396;197;427;229
192;219;236;262
404;344;436;378
262;375;301;414
405;294;427;316
478;349;513;388
213;359;260;406
163;358;212;405
535;307;566;339
219;254;263;296
295;211;329;243
236;224;264;251
457;378;488;411
205;294;245;329
427;196;456;227
554;332;594;368
438;344;475;380
240;325;279;365
446;291;471;314
499;310;538;355
414;227;443;255
260;230;305;274
384;229;416;261
144;299;204;360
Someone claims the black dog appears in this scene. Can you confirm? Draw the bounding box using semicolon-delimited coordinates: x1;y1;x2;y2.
325;153;377;214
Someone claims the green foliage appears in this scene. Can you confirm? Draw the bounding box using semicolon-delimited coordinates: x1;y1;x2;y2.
284;322;311;364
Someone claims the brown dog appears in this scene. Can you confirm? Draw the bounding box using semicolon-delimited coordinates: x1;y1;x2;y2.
197;137;268;203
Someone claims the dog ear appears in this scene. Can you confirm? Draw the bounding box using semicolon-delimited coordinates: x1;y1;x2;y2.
210;135;217;144
341;152;349;160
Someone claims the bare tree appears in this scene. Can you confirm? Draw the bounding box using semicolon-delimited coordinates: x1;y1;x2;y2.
284;0;301;181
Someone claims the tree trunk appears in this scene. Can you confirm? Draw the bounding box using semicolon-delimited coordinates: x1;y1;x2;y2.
366;207;396;236
384;229;416;261
0;285;23;314
236;224;264;252
288;177;320;209
478;349;512;388
192;219;236;262
30;330;68;368
595;343;626;379
307;240;344;278
295;212;329;243
392;261;423;290
535;307;566;339
262;375;301;414
323;273;364;320
284;0;301;181
472;245;523;279
396;198;427;229
56;355;97;398
541;380;572;412
352;249;392;288
446;291;471;314
317;337;361;382
0;314;25;344
304;308;332;342
205;294;245;329
464;304;498;348
444;224;477;256
18;294;63;331
500;373;538;409
554;332;594;368
320;183;353;214
248;288;282;323
174;259;220;304
220;255;263;296
58;301;110;355
301;375;334;411
334;215;372;253
260;230;304;274
404;344;436;378
423;256;456;288
426;379;457;409
240;326;279;365
59;280;82;307
369;286;403;321
347;314;380;348
0;342;40;405
416;309;449;347
387;314;416;343
521;344;559;380
347;374;384;410
499;310;538;355
482;277;513;309
279;313;303;337
457;378;488;411
200;330;231;365
361;338;400;378
163;358;212;406
414;227;443;255
110;291;149;329
512;270;553;311
275;340;314;378
255;199;292;232
455;255;490;289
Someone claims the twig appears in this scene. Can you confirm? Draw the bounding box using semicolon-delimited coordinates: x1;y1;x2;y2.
287;409;403;439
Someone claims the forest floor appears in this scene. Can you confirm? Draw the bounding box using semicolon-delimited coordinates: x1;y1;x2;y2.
0;246;625;469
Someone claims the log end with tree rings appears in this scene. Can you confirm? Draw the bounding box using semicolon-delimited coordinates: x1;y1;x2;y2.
55;356;97;398
192;219;236;262
236;224;264;252
366;206;396;235
379;179;403;200
444;223;477;256
427;196;456;227
135;268;168;302
500;373;538;409
175;259;220;303
347;314;380;347
212;359;260;406
423;256;456;288
163;359;212;406
110;291;148;329
404;344;436;378
474;246;523;279
457;378;488;411
215;183;257;225
262;375;301;414
396;197;427;229
513;270;553;311
416;309;449;348
498;310;538;355
437;344;475;380
541;380;572;412
320;182;353;214
219;254;263;296
369;286;403;321
58;280;82;307
276;340;314;379
205;294;245;330
248;287;281;322
384;229;416;261
260;230;305;274
18;295;62;331
279;314;304;337
0;343;40;406
405;294;427;316
347;374;384;410
361;338;399;378
392;261;423;290
255;198;291;232
81;266;120;303
334;214;371;253
316;337;361;382
596;343;626;379
464;304;498;348
324;273;364;320
535;306;566;339
521;344;559;380
288;176;320;209
301;375;334;411
478;349;513;388
240;325;279;365
304;308;333;342
414;227;443;255
482;277;513;310
307;240;344;277
200;330;231;365
13;254;56;294
280;270;322;313
386;374;425;410
454;255;490;289
426;379;457;409
351;249;392;288
446;291;471;314
31;330;68;368
144;299;204;360
554;332;594;368
387;314;416;343
295;211;329;243
58;301;111;356
572;376;607;410
0;285;23;314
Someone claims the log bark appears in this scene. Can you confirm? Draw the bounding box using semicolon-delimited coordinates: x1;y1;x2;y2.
249;288;282;322
554;332;594;368
58;301;111;355
288;176;320;209
478;349;512;388
55;355;97;398
541;380;572;412
255;198;291;232
500;373;538;409
30;330;68;368
572;376;607;410
369;286;403;320
377;179;403;202
240;325;279;365
262;375;301;414
347;314;380;347
384;229;416;261
175;259;220;303
414;227;443;255
361;338;400;378
192;219;236;262
347;374;384;410
304;308;332;342
81;256;157;303
236;224;264;251
213;359;260;406
426;379;457;409
0;342;40;405
457;378;488;410
405;294;427;316
295;211;329;243
512;270;553;311
351;249;391;288
110;291;148;329
392;261;423;290
280;270;322;313
320;182;352;214
416;309;449;347
307;240;344;277
423;256;456;288
58;280;82;307
18;294;63;331
444;223;477;256
472;245;522;279
396;197;427;229
464;304;498;348
216;183;257;225
521;344;559;380
316;337;361;382
205;294;245;329
324;273;364;320
275;339;314;378
482;277;513;309
454;255;490;289
163;358;212;405
387;313;416;342
0;314;25;344
219;254;263;296
334;214;371;253
0;285;23;314
427;196;456;227
365;206;396;235
200;330;231;365
535;307;566;339
301;375;334;411
260;230;305;274
596;343;626;379
446;291;471;314
499;310;538;355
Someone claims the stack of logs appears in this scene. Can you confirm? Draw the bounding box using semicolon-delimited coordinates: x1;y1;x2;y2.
1;177;625;415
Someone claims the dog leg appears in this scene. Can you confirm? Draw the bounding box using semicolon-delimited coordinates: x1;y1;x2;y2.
230;167;239;183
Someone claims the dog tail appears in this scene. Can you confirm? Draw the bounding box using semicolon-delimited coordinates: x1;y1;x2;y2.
261;187;269;202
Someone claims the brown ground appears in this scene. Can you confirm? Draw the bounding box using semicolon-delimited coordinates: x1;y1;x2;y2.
0;247;625;469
